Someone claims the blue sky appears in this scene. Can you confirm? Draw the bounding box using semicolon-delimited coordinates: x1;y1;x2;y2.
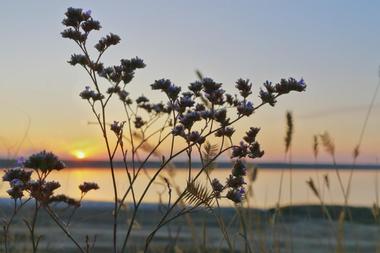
0;1;379;162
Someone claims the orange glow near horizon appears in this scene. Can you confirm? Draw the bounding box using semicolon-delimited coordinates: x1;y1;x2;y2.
73;150;86;160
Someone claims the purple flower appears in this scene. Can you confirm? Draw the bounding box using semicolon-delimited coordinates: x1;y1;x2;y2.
179;111;201;129
107;86;121;94
10;179;24;188
151;79;171;90
95;33;121;52
134;116;145;128
79;86;95;100
214;109;227;123
187;131;205;144
110;121;123;135
3;168;32;183
299;78;304;85
235;79;252;98
118;90;129;102
226;175;246;188
211;178;224;193
263;80;275;93
215;127;235;138
24;151;65;173
84;10;91;17
172;125;185;136
136;95;149;104
16;157;25;167
259;89;277;106
243;127;260;144
274;77;306;94
237;101;254;116
167;85;181;100
226;189;244;203
202;78;222;93
188;81;203;96
79;182;99;193
7;188;24;199
232;160;247;177
178;92;195;111
248;142;264;159
231;141;248;158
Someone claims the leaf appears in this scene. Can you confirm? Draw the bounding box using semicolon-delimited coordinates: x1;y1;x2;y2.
183;181;213;210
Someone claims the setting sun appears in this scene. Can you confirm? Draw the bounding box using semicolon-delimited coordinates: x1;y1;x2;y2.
74;150;86;159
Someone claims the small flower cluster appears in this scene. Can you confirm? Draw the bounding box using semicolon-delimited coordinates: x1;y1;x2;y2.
23;150;65;174
110;121;124;136
211;159;247;203
202;78;225;105
260;78;306;106
80;86;104;101
62;8;146;106
231;127;264;159
134;116;145;129
2;168;32;199
99;57;145;85
79;182;99;194
2;151;99;208
151;79;182;101
61;8;98;42
209;127;264;204
3;151;66;203
29;180;61;204
164;77;255;145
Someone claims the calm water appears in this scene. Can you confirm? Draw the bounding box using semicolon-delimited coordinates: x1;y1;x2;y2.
1;167;379;208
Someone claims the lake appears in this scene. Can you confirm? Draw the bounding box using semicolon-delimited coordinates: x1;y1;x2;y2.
1;166;379;208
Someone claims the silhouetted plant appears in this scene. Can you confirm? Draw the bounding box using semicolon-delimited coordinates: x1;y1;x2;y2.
2;151;97;253
2;7;306;253
61;7;305;253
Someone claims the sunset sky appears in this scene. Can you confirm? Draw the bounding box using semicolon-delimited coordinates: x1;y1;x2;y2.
1;1;380;163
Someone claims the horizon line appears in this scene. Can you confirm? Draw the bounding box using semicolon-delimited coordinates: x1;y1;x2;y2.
0;159;379;170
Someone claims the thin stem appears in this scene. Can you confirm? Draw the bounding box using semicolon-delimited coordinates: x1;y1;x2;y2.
30;200;39;253
120;143;137;208
119;113;243;252
117;132;172;212
124;103;136;177
3;199;30;253
45;206;85;253
143;146;235;252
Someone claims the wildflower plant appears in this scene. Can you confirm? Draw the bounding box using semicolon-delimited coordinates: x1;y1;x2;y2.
59;7;305;252
2;151;98;253
2;7;305;253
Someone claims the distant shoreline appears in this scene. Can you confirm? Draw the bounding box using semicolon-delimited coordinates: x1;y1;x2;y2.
0;198;376;223
1;159;379;170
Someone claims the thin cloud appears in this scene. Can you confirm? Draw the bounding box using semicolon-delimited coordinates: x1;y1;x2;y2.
298;103;380;119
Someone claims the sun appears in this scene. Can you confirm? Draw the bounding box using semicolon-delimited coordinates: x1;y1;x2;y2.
74;150;86;159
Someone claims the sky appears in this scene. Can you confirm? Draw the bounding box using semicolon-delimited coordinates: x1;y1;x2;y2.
0;0;380;163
